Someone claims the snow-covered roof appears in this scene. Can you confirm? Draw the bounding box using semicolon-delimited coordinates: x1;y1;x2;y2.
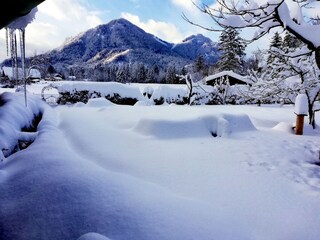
204;71;248;84
1;66;41;80
2;66;23;80
29;68;41;78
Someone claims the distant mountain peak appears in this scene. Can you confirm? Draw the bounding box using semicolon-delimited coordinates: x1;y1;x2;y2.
16;18;220;76
182;34;213;44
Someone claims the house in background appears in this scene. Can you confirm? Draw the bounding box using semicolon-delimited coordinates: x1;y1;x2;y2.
203;70;249;86
2;66;24;82
1;66;41;82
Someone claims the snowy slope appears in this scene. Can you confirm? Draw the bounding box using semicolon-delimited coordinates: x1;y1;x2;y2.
13;18;219;69
0;90;320;240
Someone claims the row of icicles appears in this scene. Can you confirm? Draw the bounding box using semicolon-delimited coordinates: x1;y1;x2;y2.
5;7;38;107
6;27;27;106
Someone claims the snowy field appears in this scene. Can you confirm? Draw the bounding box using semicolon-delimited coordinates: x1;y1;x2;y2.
1;82;320;240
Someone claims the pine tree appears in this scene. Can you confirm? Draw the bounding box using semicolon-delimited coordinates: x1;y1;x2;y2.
282;31;302;53
216;27;246;74
69;68;75;77
267;32;283;64
47;65;56;75
166;66;179;84
195;54;205;72
153;64;159;76
137;63;146;82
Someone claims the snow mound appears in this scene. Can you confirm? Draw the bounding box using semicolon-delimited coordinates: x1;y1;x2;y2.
272;122;294;133
0;92;46;159
86;98;115;107
134;113;255;139
74;102;86;107
77;232;111;240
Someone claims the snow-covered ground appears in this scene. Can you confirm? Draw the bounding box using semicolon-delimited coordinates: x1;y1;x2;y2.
1;82;320;240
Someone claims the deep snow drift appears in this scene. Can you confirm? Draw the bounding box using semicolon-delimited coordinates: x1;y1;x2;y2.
0;91;320;240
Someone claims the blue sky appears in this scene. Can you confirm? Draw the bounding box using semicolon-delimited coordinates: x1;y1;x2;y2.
0;0;266;62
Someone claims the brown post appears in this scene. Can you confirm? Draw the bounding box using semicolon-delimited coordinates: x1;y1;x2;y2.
295;114;305;135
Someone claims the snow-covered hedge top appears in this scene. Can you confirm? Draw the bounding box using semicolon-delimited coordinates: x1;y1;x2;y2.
151;85;188;101
51;81;144;100
295;93;308;115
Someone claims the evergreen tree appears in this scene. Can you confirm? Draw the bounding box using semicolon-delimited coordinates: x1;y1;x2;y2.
69;68;75;77
47;65;56;75
282;31;302;52
216;27;246;74
153;64;159;76
267;32;283;65
146;69;155;83
265;32;287;79
116;64;129;83
166;66;179;84
195;54;205;72
137;63;146;82
180;66;187;76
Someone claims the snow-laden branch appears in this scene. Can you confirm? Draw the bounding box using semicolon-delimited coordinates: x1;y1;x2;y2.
185;0;320;63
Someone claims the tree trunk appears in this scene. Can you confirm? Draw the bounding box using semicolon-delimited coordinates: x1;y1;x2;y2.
315;46;320;70
308;103;316;129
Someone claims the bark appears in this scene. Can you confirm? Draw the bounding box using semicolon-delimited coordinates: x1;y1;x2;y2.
315;46;320;70
308;103;315;128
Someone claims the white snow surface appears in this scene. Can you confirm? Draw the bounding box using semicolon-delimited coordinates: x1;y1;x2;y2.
1;84;320;240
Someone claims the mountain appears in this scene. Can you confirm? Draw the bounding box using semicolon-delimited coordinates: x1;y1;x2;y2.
173;34;220;63
1;18;220;82
44;18;220;69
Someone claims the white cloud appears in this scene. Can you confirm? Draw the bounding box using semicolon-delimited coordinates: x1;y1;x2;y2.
0;0;103;62
121;12;184;43
171;0;200;11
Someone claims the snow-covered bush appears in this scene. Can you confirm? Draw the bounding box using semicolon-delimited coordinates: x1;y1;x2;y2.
47;81;252;106
53;81;144;105
151;85;188;105
142;86;154;99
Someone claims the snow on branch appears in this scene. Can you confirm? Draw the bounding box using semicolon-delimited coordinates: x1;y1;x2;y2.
184;0;320;49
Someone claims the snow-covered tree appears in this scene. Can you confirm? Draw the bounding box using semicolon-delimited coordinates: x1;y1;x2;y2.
216;27;246;74
116;64;130;83
267;32;283;65
183;0;320;69
195;54;205;72
243;50;264;73
247;35;320;127
166;66;179;84
283;31;302;52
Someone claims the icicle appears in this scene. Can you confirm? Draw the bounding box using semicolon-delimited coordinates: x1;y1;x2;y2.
19;28;27;107
6;28;9;57
13;30;19;87
6;7;38;108
9;29;15;85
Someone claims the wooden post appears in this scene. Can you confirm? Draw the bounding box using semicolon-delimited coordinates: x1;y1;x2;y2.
295;114;305;135
294;94;308;135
